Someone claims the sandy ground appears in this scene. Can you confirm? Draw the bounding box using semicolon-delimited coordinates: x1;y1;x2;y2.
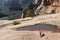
0;13;60;40
0;29;60;40
0;30;40;40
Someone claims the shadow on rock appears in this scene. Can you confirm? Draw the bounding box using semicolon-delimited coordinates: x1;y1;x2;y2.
13;23;58;31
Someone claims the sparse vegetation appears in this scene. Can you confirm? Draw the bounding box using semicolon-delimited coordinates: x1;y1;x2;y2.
26;9;35;17
22;9;35;18
50;10;55;14
22;1;40;18
22;2;37;18
12;21;20;25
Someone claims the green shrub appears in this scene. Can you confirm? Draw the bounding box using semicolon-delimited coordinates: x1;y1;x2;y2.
13;21;20;25
26;9;35;17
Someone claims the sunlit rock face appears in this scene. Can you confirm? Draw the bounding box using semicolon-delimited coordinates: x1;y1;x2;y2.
56;7;60;13
35;0;60;15
43;0;60;6
51;0;60;6
52;0;60;13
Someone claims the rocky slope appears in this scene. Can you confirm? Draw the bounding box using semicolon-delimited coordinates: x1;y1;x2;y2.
0;13;60;30
35;0;60;15
0;13;60;40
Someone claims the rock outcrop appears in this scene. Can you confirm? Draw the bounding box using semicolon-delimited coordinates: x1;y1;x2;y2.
35;0;60;15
